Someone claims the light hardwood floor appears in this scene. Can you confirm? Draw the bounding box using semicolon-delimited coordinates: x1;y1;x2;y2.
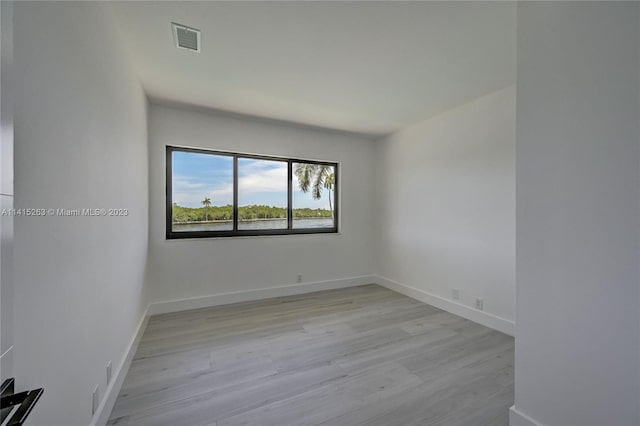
107;284;513;426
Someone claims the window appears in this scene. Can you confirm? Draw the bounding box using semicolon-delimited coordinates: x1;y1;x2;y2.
167;146;338;239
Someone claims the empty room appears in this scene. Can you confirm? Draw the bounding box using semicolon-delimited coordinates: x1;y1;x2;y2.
0;1;638;426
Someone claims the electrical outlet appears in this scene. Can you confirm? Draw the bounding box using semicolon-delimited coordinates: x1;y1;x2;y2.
451;288;460;300
475;298;483;311
297;274;302;283
92;385;99;415
106;361;112;385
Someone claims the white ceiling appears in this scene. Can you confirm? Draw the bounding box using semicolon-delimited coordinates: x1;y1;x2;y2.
111;1;516;137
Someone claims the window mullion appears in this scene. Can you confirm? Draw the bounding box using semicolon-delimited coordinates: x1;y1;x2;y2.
233;155;239;232
287;160;293;230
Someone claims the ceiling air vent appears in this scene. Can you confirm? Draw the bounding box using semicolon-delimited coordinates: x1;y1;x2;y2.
171;22;201;53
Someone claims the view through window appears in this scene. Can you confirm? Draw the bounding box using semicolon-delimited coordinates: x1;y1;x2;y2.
167;147;338;238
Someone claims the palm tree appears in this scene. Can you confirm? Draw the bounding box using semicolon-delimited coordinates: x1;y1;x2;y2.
294;164;335;217
202;197;212;221
324;171;335;213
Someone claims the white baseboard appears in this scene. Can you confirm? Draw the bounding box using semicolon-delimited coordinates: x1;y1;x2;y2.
149;275;376;315
509;406;545;426
89;275;511;425
373;275;514;336
91;306;150;426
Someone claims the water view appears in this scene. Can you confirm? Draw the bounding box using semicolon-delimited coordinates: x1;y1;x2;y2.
173;218;334;232
171;151;337;235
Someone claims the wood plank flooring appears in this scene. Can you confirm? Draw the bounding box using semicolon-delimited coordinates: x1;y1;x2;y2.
107;284;513;426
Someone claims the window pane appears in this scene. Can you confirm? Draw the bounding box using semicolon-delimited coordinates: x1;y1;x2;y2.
238;158;288;230
292;163;335;229
172;151;233;232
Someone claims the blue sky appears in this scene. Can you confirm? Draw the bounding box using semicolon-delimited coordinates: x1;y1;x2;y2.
172;151;334;210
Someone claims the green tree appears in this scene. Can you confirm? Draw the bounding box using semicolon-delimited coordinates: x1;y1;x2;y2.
173;203;330;223
294;164;335;216
202;197;212;221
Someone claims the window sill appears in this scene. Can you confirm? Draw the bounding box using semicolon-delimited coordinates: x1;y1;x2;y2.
164;231;342;242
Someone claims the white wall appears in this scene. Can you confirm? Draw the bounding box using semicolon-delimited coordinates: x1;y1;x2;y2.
12;2;149;425
147;104;375;307
0;0;15;384
512;3;640;426
373;86;516;334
